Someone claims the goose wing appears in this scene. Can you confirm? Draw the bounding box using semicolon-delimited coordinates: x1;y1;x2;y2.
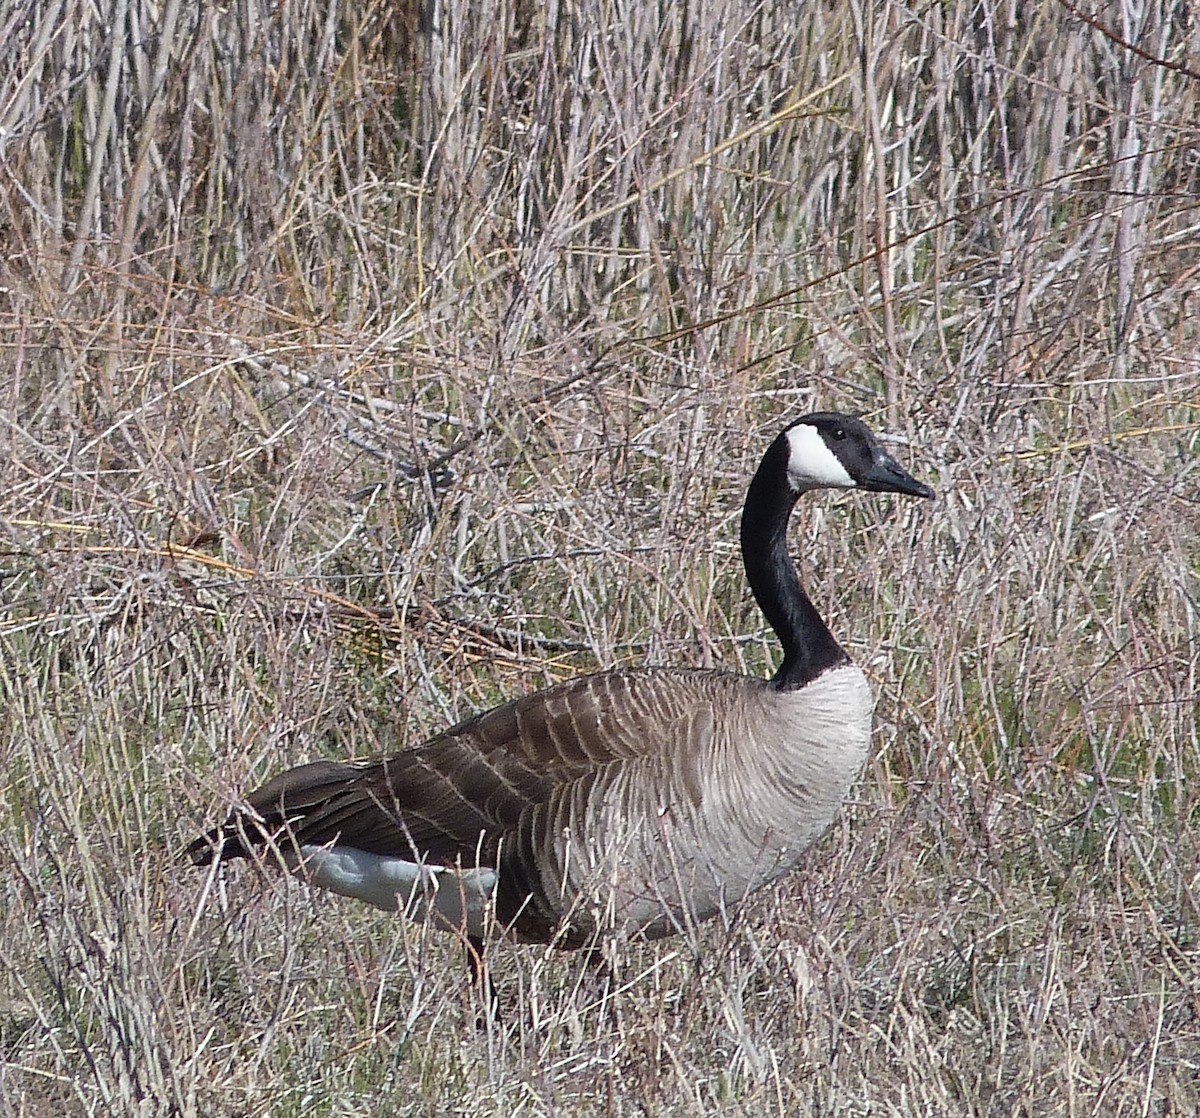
189;669;721;869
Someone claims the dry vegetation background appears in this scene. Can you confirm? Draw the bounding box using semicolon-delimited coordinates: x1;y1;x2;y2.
1;0;1199;1114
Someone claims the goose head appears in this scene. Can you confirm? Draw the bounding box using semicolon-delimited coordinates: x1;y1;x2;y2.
781;413;935;499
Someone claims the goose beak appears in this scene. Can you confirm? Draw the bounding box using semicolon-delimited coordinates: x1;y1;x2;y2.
859;451;935;499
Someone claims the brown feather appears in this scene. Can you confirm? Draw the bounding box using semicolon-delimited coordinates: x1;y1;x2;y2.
187;667;823;945
188;670;699;868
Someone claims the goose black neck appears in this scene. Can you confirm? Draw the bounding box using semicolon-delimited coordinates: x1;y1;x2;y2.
740;444;850;690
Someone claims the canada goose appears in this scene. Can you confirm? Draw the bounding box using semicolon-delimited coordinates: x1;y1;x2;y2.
188;413;933;981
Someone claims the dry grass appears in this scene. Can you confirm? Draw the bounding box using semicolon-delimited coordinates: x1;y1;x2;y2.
2;0;1199;1113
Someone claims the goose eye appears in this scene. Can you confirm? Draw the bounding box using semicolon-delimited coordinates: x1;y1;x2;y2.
831;427;846;441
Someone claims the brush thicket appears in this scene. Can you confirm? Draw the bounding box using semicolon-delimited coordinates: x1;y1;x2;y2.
1;0;1197;1113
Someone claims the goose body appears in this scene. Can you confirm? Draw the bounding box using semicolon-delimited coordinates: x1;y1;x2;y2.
189;413;933;954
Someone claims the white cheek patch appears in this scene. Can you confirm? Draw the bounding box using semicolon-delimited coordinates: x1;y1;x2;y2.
289;844;498;936
784;424;855;490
